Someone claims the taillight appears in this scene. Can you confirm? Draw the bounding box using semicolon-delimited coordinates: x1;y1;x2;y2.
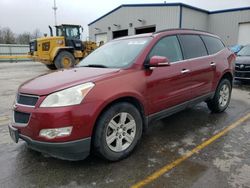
227;53;236;70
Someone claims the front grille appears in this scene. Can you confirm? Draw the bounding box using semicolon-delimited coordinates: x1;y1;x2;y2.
235;64;250;71
14;111;30;124
235;71;250;78
17;93;39;107
29;40;37;53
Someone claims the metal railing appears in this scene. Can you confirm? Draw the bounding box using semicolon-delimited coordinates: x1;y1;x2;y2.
0;44;31;62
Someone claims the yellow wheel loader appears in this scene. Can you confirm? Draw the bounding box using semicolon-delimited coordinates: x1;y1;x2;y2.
29;24;98;69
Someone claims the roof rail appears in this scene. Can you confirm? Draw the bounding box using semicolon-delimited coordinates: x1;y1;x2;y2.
154;28;215;35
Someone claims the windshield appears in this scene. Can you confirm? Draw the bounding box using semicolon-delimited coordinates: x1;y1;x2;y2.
237;45;250;56
56;26;80;39
78;37;151;68
65;27;80;39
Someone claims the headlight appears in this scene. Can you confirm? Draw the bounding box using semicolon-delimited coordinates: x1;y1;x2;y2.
39;126;72;139
40;82;94;107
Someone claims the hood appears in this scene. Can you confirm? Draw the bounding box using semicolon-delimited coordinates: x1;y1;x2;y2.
19;67;120;95
235;56;250;65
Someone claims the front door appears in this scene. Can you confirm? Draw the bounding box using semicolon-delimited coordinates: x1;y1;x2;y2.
145;35;193;115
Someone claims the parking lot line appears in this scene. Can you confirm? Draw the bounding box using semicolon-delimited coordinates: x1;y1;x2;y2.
0;116;9;125
131;112;250;188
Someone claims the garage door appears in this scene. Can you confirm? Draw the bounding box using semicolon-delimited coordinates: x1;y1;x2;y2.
95;33;108;45
113;30;128;39
238;23;250;45
135;26;156;34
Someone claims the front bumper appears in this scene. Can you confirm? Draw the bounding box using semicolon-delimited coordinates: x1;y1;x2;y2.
10;95;101;160
15;129;91;161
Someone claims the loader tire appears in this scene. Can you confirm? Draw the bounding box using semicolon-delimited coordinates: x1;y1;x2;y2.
54;51;75;69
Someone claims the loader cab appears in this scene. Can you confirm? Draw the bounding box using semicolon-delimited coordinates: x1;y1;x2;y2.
55;24;84;51
56;24;82;39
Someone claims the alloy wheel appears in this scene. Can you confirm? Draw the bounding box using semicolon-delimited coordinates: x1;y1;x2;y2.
105;112;136;152
219;84;230;107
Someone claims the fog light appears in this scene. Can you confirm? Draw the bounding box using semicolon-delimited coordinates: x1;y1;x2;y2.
39;126;72;139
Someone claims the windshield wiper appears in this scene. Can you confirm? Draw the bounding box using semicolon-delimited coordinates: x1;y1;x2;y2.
81;64;108;68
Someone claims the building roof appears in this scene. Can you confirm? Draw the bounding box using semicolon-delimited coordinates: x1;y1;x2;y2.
88;3;250;26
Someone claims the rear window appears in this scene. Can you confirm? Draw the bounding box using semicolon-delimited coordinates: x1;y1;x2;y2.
178;35;207;59
201;35;225;55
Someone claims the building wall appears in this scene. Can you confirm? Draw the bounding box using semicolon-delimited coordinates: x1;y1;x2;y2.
89;6;180;42
209;10;250;46
89;5;250;46
181;7;209;31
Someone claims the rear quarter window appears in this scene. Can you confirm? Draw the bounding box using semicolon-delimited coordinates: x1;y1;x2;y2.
201;35;225;55
178;34;208;59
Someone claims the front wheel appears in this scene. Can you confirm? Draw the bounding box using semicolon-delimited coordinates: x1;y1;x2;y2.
207;79;232;113
93;102;143;161
54;51;75;69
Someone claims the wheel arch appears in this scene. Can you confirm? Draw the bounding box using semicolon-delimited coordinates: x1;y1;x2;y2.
212;71;233;97
220;71;233;86
91;96;147;147
51;47;74;61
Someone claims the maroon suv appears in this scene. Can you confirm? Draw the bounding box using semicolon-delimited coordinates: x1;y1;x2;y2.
9;29;235;161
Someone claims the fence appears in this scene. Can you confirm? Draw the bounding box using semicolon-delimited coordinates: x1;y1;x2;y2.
0;44;31;62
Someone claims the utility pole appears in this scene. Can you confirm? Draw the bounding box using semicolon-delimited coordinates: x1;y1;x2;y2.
52;0;58;26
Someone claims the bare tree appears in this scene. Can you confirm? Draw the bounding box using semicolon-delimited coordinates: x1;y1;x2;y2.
0;28;4;43
32;29;42;39
0;27;43;44
16;32;31;44
1;27;16;44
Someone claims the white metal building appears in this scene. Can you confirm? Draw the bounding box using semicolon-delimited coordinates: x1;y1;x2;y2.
88;3;250;46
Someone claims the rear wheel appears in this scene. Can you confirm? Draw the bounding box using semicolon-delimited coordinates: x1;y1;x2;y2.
54;51;75;69
93;102;143;161
207;79;232;113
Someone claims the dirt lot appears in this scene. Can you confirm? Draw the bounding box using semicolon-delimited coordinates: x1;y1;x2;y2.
0;62;250;188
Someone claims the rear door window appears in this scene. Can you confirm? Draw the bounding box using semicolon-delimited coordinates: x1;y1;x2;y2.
201;35;225;55
148;36;183;62
178;35;208;59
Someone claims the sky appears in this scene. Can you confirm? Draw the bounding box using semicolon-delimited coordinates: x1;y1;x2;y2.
0;0;250;40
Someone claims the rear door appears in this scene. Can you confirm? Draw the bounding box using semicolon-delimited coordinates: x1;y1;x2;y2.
178;34;214;98
145;35;194;114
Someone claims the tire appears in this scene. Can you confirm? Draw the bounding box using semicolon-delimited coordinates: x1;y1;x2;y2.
93;102;143;161
54;51;75;69
207;79;232;113
46;64;57;70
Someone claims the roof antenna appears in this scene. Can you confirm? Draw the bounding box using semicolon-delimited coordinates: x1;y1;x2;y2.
164;1;166;4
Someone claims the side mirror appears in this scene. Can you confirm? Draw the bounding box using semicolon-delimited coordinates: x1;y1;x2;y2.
149;56;170;67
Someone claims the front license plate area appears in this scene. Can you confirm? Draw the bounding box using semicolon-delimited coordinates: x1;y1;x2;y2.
9;125;19;143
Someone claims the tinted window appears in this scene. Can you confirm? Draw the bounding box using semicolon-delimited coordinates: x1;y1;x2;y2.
178;35;207;59
201;35;225;55
148;36;183;62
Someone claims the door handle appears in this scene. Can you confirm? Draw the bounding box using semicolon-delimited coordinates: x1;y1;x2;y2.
181;69;190;74
210;62;216;66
